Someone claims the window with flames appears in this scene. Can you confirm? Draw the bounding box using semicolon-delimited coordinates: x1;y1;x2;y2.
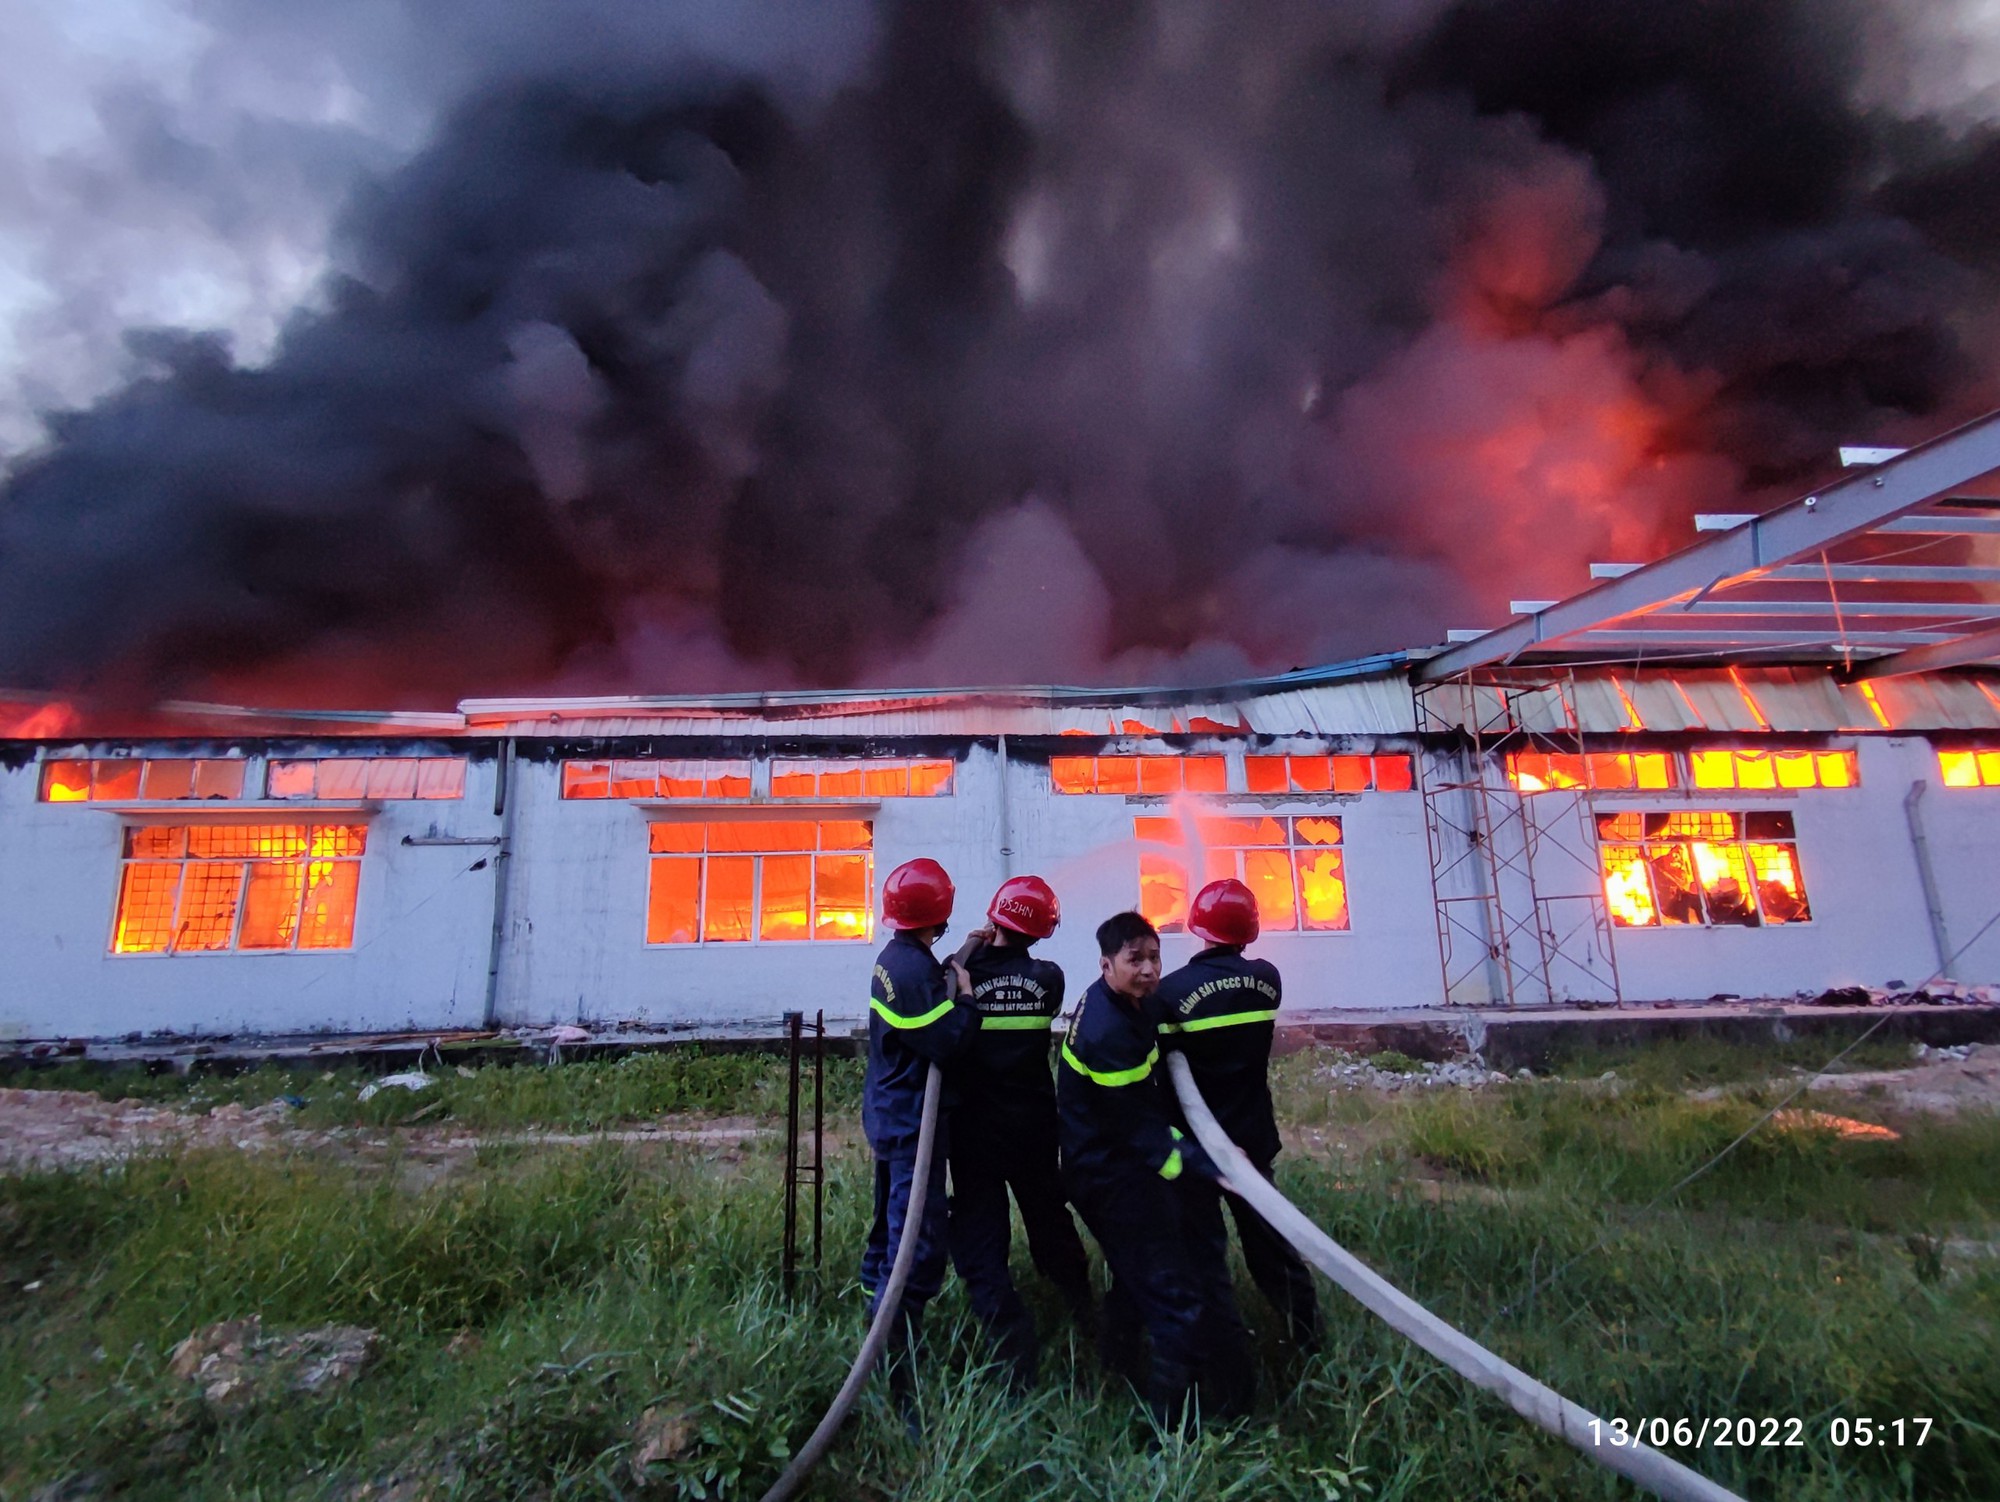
1053;755;1226;794
43;758;247;801
1507;748;1857;795
1135;815;1349;934
646;820;873;944
266;758;465;799
1939;750;2000;788
563;758;952;800
1688;749;1855;790
1244;754;1413;793
1596;811;1811;929
42;757;467;802
566;760;753;799
111;824;366;954
1054;753;1412;795
1508;751;1677;792
770;760;953;798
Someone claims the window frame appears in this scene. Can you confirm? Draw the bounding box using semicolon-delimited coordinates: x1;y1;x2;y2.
264;756;467;801
106;821;370;957
1241;753;1414;795
1938;748;2000;788
1134;813;1352;935
642;818;876;947
1506;745;1860;796
1594;809;1814;931
564;758;756;801
1050;749;1415;797
767;758;956;800
41;756;252;804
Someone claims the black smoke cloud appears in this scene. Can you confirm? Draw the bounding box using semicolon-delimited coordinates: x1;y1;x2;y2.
3;0;1999;704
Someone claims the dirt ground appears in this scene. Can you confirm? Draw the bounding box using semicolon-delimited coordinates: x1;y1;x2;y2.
1807;1043;2000;1115
0;1088;776;1174
2;1043;1992;1176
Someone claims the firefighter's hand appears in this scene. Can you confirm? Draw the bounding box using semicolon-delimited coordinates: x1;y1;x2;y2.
953;927;995;961
948;959;973;996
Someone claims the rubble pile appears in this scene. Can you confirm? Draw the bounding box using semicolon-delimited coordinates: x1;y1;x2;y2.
1800;981;2000;1008
170;1316;378;1411
1316;1051;1517;1092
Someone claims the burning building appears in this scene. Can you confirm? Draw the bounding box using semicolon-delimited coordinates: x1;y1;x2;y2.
5;424;2000;1041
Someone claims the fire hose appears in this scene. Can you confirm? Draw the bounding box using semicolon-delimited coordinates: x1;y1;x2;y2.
759;1061;942;1502
1166;1052;1747;1502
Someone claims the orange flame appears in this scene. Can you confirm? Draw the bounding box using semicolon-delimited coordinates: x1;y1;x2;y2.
1856;681;1893;730
1613;679;1646;731
1726;668;1772;731
1772;1110;1899;1142
1600;846;1658;927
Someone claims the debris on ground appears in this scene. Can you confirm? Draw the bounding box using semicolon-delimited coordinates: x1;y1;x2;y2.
1316;1051;1513;1091
356;1071;434;1102
630;1406;697;1482
169;1316;378;1411
1801;981;2000;1007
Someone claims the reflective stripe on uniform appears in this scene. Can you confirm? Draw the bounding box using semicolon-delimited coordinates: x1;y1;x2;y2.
1157;1007;1280;1035
870;995;957;1029
979;1014;1053;1030
1158;1148;1183;1180
1060;1038;1158;1086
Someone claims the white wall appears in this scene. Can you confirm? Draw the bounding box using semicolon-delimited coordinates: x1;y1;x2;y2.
5;732;1999;1040
0;746;499;1040
493;745;1011;1030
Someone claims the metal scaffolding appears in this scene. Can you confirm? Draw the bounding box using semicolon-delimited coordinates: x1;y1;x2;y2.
1417;670;1622;1007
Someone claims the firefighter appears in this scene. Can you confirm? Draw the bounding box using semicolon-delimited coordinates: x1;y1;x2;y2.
1158;878;1321;1375
945;875;1095;1390
861;857;979;1424
1057;910;1229;1431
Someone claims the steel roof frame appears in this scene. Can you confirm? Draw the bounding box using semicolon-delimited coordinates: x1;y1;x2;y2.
1417;408;2000;682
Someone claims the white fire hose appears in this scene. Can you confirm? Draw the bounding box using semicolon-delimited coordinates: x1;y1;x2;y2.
759;1061;942;1502
1166;1053;1747;1502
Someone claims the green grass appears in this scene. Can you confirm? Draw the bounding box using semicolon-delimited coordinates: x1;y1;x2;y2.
3;1047;1996;1499
1395;1081;2000;1230
1359;1050;1427;1075
5;1050;863;1131
1541;1033;1919;1089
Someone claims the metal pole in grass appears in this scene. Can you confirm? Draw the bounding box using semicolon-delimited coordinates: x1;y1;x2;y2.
760;1062;942;1502
1166;1054;1746;1502
813;1009;826;1278
783;1011;804;1299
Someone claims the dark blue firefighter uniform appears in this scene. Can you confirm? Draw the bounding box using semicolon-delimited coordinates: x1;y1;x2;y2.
947;941;1093;1384
1057;978;1220;1427
861;932;979;1334
1158;946;1321;1358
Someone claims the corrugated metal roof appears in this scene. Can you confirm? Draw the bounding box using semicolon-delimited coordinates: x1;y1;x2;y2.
14;654;2000;744
459;676;1420;738
1420;666;2000;734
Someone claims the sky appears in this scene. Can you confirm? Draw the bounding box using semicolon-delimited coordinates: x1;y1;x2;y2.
7;0;2000;707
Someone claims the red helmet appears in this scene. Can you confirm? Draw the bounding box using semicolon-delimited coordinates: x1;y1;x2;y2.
987;875;1060;939
1188;878;1259;946
883;858;956;930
